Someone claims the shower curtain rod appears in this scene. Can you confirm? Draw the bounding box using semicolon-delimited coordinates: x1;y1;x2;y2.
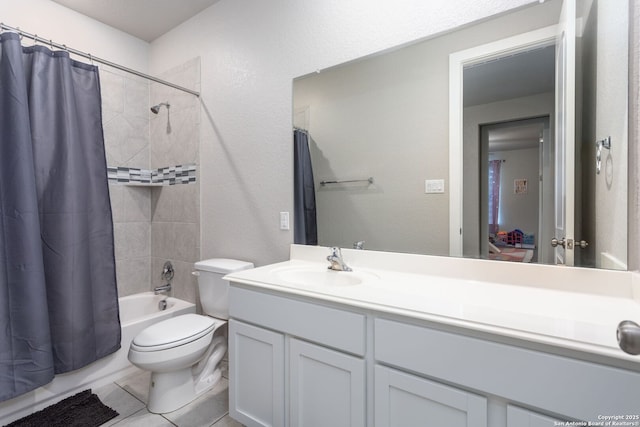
0;23;200;98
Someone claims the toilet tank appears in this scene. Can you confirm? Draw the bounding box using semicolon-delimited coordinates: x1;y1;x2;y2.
194;258;254;319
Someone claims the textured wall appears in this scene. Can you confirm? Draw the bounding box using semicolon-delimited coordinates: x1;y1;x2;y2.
149;0;536;266
3;0;148;72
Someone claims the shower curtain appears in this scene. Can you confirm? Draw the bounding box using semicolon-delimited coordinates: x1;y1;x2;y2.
293;129;318;245
0;32;120;402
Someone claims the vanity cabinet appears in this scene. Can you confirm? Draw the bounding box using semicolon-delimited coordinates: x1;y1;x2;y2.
375;365;487;427
229;283;640;427
228;286;367;427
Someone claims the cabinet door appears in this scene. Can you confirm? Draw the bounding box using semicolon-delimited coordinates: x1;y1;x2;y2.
507;405;567;427
290;338;366;427
229;320;285;427
375;365;487;427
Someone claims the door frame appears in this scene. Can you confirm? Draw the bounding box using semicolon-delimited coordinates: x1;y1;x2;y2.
449;25;557;257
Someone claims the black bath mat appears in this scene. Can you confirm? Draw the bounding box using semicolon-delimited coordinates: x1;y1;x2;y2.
5;389;118;427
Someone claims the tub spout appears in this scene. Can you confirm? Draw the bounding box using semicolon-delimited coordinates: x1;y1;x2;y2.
154;283;172;295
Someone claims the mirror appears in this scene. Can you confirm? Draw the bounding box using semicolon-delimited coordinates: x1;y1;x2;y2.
293;0;629;270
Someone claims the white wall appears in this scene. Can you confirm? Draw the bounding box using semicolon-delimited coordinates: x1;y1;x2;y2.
2;0;149;71
594;0;628;268
148;0;540;266
490;148;540;235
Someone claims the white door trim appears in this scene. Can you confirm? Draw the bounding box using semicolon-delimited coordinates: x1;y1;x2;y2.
448;25;557;257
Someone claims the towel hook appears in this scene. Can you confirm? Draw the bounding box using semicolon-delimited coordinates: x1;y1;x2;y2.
596;136;611;175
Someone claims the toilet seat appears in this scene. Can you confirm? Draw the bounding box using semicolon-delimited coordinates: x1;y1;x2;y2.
131;314;217;352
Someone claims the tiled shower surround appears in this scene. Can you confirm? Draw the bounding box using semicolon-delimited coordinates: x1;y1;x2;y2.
101;57;201;306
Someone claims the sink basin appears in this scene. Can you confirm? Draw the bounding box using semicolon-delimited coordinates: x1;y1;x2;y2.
273;266;377;287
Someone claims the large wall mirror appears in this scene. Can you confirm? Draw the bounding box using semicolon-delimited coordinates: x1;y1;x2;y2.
293;0;629;270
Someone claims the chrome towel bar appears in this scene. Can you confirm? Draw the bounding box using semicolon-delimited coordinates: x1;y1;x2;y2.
320;177;374;186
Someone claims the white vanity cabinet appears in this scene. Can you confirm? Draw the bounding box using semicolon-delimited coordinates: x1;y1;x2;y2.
228;285;367;427
228;282;640;427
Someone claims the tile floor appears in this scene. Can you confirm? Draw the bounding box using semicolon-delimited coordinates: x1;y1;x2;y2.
94;361;244;427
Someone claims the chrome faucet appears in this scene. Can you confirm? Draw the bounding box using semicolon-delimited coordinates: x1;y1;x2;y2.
154;283;172;295
353;240;365;250
327;247;352;271
155;261;174;294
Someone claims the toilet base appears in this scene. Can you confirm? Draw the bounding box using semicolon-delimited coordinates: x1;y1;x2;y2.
146;366;225;414
147;368;196;414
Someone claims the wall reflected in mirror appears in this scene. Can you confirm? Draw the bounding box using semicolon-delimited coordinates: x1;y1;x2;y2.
292;0;628;270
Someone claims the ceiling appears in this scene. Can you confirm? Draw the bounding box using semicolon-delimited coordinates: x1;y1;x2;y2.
51;0;220;42
464;44;555;152
464;44;556;108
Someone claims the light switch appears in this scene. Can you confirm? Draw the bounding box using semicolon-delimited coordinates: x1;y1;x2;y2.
425;179;445;194
280;212;290;230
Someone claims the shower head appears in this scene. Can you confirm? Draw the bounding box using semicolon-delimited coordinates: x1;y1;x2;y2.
150;102;170;114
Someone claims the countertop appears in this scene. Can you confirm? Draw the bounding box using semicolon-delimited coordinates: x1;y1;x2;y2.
225;245;640;366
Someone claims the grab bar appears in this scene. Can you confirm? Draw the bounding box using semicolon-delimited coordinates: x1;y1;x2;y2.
320;177;374;186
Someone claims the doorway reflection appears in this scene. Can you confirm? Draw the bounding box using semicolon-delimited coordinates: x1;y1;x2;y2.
481;117;552;264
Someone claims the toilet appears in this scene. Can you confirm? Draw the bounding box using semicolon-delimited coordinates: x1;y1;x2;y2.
128;258;253;414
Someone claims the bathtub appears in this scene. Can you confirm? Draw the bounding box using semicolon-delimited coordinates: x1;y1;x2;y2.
0;292;195;424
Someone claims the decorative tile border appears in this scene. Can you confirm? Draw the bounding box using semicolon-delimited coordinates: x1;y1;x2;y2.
108;163;196;186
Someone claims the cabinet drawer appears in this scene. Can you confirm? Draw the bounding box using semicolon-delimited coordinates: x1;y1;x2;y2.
230;285;366;356
375;318;640;422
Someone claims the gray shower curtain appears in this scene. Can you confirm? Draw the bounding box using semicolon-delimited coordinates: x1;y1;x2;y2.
0;32;120;402
293;129;317;245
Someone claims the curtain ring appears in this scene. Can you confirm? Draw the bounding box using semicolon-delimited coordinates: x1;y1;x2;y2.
33;34;38;46
89;53;93;65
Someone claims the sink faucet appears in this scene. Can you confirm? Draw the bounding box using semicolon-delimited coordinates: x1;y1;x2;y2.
327;247;352;271
353;241;365;250
154;283;172;295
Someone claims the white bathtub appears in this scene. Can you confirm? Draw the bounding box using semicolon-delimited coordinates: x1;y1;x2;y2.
0;292;195;424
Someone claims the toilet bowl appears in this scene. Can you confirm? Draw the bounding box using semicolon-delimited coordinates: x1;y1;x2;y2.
128;258;253;414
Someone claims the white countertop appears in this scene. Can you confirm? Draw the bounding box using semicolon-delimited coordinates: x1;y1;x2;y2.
225;245;640;366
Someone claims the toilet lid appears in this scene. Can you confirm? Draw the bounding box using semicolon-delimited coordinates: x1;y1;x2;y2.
132;314;216;351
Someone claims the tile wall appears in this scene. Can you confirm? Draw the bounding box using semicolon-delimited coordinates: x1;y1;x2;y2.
150;57;202;306
102;65;152;297
101;57;201;306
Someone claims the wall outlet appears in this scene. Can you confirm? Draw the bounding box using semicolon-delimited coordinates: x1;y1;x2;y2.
280;212;290;230
425;179;445;194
